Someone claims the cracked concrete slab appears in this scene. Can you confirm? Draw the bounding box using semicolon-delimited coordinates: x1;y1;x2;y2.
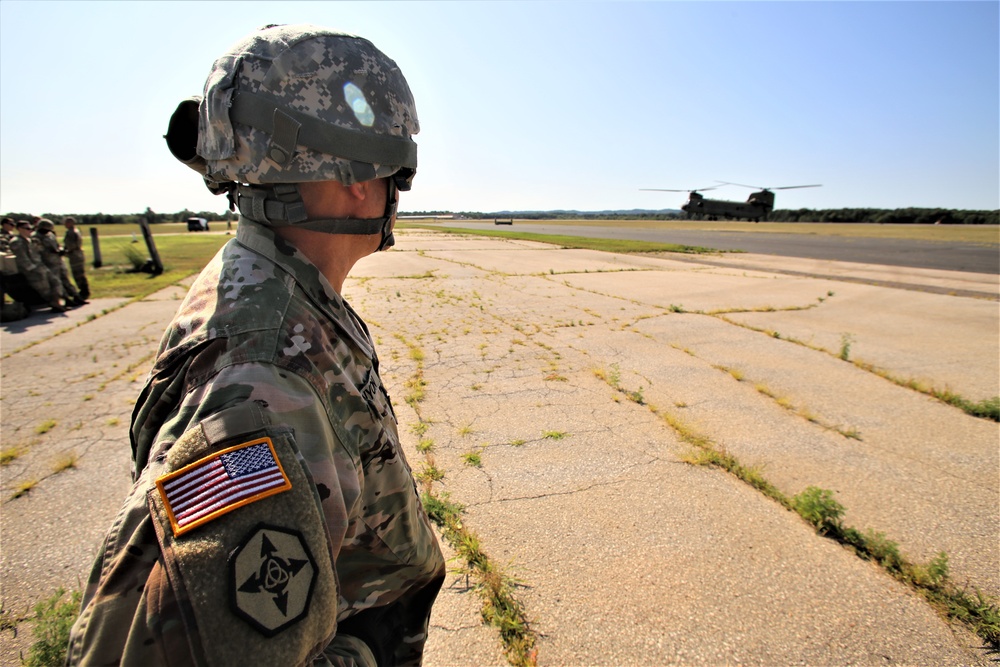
722;286;1000;400
587;315;998;598
2;228;996;666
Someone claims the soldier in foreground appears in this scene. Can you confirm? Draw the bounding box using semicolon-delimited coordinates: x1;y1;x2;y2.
68;24;444;666
61;216;89;300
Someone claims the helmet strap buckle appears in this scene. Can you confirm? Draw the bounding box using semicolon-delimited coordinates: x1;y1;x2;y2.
266;110;301;167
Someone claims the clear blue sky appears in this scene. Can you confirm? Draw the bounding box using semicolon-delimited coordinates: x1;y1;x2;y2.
1;1;997;215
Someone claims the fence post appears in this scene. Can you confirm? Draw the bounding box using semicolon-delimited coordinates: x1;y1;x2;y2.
138;216;164;275
89;227;102;269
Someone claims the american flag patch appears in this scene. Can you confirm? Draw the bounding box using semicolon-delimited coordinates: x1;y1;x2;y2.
156;437;292;536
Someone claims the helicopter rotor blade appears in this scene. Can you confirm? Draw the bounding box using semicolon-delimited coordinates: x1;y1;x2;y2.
715;180;758;189
640;186;718;193
716;181;822;191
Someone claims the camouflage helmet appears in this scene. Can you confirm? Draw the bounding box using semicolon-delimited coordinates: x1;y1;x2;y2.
36;219;55;233
167;24;417;187
165;24;416;248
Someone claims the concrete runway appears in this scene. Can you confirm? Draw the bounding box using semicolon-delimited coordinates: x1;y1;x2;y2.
1;229;997;665
440;222;1000;274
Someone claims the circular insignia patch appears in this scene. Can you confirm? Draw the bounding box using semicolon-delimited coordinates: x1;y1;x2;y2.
230;523;317;636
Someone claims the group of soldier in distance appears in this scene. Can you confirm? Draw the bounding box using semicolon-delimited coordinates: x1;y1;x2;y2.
0;214;89;318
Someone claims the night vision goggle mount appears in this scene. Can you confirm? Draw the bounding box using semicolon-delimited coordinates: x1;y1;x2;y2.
165;92;416;250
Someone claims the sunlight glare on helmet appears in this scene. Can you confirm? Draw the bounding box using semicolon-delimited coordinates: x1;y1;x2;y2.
343;82;375;127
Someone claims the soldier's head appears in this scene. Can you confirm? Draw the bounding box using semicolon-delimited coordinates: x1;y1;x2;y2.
62;216;77;229
1;218;13;233
16;220;32;237
36;219;55;234
165;24;418;252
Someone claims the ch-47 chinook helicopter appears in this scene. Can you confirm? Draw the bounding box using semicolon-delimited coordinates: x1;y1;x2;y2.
641;182;821;222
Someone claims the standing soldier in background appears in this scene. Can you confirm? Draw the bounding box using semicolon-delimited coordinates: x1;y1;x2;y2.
61;216;89;300
68;23;444;667
0;218;16;314
9;220;65;312
35;218;84;306
0;217;14;252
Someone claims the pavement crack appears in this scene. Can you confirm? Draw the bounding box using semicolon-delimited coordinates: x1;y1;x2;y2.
464;475;634;508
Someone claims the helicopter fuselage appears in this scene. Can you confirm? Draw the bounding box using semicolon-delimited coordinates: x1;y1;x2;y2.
682;190;775;221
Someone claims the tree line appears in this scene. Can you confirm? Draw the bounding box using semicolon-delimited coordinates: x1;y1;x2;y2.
1;208;234;226
767;208;998;225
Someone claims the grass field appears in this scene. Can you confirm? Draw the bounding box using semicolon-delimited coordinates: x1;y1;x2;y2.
83;231;230;299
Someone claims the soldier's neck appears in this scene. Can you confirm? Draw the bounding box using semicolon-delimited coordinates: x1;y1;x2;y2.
276;228;378;294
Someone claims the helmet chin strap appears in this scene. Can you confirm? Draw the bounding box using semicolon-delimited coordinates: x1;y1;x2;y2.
376;177;398;251
234;179;397;251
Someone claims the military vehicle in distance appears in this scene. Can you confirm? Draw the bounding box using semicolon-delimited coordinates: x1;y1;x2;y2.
641;182;821;222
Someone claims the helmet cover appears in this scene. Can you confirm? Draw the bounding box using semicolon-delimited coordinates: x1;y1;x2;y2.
196;24;419;186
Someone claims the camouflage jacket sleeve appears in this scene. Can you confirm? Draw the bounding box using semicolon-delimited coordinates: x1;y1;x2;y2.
69;361;443;667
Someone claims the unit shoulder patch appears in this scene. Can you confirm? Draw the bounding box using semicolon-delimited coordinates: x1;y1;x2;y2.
155;437;292;536
230;523;318;636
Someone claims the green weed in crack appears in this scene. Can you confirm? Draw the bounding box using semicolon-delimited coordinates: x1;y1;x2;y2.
930;392;999;422
839;333;854;361
34;419;57;435
1;444;27;466
790;486;844;535
419;484;538;665
23;588;81;667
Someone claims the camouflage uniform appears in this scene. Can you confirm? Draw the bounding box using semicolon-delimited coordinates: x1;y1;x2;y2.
70;24;442;665
35;223;81;303
67;219;444;666
62;222;89;299
8;229;63;309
